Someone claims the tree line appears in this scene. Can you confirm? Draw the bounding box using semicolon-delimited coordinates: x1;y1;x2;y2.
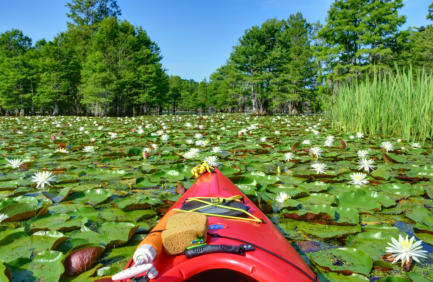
0;0;432;116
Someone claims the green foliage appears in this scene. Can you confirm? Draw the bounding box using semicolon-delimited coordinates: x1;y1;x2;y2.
66;0;121;26
224;14;316;114
317;0;406;90
401;26;433;71
330;68;433;141
428;2;433;21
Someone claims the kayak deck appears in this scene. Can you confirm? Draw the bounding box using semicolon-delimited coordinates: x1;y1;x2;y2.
121;169;316;282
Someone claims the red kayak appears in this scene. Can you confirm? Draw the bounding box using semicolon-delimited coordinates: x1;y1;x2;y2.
117;168;317;282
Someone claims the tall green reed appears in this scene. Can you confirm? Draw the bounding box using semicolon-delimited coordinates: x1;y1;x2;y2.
330;67;433;141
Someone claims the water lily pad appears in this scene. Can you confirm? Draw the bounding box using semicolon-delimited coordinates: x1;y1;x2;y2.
336;189;395;212
74;189;113;206
296;221;361;239
0;230;66;263
27;213;85;232
309;247;373;276
414;232;433;246
372;166;392;180
321;271;369;281
0;196;42;222
377;183;424;198
405;206;433;232
346;225;402;260
42;187;73;203
67;222;138;248
11;250;64;281
377;277;410;282
114;194;160;211
0;261;10;281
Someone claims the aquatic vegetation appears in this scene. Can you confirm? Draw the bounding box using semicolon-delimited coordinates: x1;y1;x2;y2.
0;114;432;281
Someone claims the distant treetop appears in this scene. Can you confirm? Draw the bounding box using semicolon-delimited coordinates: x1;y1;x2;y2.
66;0;121;26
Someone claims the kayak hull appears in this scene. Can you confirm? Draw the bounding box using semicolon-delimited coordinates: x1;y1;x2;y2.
121;169;316;282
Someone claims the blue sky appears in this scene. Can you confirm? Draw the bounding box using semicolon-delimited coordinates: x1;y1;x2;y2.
0;0;431;81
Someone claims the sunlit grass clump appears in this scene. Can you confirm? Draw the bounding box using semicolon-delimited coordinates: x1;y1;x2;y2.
331;68;433;141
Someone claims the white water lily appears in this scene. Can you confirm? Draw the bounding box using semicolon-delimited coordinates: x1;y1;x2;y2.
358;159;375;173
309;147;322;158
143;147;151;153
381;141;394;152
108;132;117;139
238;129;247;136
326;135;335;142
6;158;23;168
385;235;427;267
184;148;200;159
161;134;169;142
356;132;364;139
274;130;280;135
260;137;267;142
55;148;69;154
276;192;290;204
0;214;8;222
137;127;144;134
349;172;368;185
31;171;56;189
194;133;203;139
324;139;333;147
311;162;327;174
357;150;369;159
204;156;219;167
83;146;95;153
195;140;209;147
186;138;194;144
411;143;421;149
284;152;294;162
302;139;311;145
211;146;222;154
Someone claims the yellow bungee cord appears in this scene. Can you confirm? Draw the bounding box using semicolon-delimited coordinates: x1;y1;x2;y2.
191;161;214;178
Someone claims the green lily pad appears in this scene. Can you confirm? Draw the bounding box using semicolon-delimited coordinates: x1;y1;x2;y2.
378;277;410;282
0;230;67;263
42;187;73;203
321;271;369;281
336;189;395;212
0;196;42;222
114;194;160;211
11;250;64;282
372;165;392;180
67;222;138;248
27;213;85;232
405;206;433;232
0;261;10;281
296;221;361;239
309;247;373;276
414;232;433;246
74;189;113;206
346;225;402;260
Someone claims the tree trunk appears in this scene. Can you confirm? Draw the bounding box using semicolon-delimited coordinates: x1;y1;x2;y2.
52;103;59;116
251;84;257;113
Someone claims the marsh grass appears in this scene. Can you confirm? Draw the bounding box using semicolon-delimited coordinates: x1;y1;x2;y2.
331;68;433;141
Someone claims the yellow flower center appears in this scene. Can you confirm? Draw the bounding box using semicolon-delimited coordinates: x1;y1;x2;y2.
400;239;410;251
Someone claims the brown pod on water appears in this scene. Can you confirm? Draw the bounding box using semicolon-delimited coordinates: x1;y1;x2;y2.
63;246;104;276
